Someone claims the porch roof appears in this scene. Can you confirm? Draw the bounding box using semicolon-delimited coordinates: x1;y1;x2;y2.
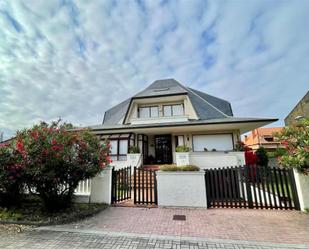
87;117;278;135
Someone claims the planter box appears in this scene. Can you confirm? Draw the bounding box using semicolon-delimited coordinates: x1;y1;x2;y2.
156;171;207;208
175;152;190;166
294;169;309;211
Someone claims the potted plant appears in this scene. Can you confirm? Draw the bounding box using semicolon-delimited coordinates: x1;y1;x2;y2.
128;146;140;154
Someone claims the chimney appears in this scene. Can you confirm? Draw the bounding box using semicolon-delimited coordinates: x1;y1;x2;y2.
0;132;3;142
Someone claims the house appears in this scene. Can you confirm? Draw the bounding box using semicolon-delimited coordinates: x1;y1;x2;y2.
88;79;277;169
243;127;284;152
285;91;309;126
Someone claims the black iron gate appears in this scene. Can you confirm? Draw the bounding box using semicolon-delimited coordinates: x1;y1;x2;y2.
205;166;300;210
111;166;157;205
111;166;132;203
134;167;158;205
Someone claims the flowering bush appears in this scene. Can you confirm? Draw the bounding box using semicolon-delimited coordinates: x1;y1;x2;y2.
0;144;26;206
274;118;309;174
0;121;111;211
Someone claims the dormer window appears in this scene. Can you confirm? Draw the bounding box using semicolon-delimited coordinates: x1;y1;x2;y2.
138;106;159;118
163;104;184;116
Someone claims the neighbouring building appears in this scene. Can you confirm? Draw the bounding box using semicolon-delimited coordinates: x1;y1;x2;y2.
285;91;309;126
243;127;284;151
85;79;277;169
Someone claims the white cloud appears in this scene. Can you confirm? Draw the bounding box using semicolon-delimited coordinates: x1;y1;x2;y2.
0;0;308;139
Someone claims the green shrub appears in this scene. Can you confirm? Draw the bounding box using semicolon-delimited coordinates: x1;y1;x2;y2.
256;147;269;167
267;151;276;158
160;165;200;171
128;146;140;153
175;146;190;152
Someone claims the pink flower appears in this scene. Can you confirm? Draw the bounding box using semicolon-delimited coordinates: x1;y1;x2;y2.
52;139;57;145
16;140;24;153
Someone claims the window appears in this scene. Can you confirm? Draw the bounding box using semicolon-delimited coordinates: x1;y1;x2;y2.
139;106;158;118
172;104;183;116
264;136;274;142
192;134;234;151
163;105;172;116
163;104;184;116
107;133;135;161
150;106;159;117
139;107;150;118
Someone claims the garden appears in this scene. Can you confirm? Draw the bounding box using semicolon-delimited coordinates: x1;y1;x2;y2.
0;120;111;225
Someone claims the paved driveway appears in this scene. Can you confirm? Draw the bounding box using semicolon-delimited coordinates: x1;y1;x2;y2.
49;207;309;245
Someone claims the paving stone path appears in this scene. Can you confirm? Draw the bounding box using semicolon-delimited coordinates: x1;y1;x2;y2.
0;229;308;249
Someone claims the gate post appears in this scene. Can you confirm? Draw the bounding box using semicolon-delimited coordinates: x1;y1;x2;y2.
245;166;254;209
293;169;308;211
90;166;113;204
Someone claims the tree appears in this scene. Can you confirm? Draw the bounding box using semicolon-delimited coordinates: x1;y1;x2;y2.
13;121;111;211
274;118;309;174
255;147;269;167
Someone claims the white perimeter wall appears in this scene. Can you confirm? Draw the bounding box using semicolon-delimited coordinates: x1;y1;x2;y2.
157;171;207;208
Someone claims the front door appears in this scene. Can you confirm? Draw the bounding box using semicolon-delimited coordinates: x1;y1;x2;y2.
155;135;172;164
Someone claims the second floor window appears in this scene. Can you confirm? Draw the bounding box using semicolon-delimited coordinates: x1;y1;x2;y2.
163;104;184;116
139;106;159;118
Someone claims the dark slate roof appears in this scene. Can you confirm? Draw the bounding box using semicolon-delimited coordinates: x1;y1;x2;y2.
102;79;234;125
134;79;188;98
103;98;131;125
188;88;233;117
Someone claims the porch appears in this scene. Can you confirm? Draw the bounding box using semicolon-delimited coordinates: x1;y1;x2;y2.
100;132;245;170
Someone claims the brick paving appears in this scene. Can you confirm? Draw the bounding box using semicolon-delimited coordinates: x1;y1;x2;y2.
0;229;308;249
52;207;309;245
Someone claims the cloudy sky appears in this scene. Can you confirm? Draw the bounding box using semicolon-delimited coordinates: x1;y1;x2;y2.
0;0;308;139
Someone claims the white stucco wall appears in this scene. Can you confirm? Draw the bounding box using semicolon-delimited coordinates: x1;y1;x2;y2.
294;169;309;211
110;154;142;170
156;171;207;208
188;152;245;169
90;167;112;204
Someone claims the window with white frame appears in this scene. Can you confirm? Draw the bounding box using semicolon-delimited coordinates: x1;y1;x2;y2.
163;104;184;117
192;134;234;151
138;106;159;118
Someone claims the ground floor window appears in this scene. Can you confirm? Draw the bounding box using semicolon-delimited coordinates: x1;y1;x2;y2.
192;134;234;152
101;133;135;161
